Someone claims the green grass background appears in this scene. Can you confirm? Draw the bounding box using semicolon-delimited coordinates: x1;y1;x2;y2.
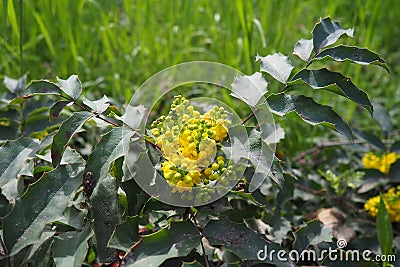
1;0;399;151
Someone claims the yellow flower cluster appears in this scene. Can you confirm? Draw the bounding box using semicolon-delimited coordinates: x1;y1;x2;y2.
364;186;400;222
151;95;233;189
361;152;399;174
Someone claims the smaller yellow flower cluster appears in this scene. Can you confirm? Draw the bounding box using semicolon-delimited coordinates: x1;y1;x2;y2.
364;186;400;222
151;95;233;189
361;152;399;174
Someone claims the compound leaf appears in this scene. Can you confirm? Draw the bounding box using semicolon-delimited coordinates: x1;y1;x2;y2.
267;93;353;139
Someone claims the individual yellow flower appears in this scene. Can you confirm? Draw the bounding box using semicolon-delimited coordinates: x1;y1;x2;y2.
362;152;399;174
365;186;400;222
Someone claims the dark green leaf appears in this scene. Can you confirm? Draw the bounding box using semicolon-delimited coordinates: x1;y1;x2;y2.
203;219;295;266
85;126;133;184
4;74;27;95
3;164;84;256
353;129;385;151
0;190;11;218
49;100;70;122
0;125;21;141
291;68;372;113
24;80;62;96
293;220;333;251
123;220;201;267
108;216;139;251
221;135;274;192
122;179;149;216
256;53;293;84
53;225;93;267
389;159;400;180
315;45;390;73
373;103;393;134
293;38;313;61
181;261;205;267
312;17;353;53
267;93;353;139
264;213;291;243
83;95;110;114
51;111;93;167
230;72;268;107
390;140;400;153
90;175;121;263
376;194;393;261
0;137;40;201
57;75;82;100
24;230;54;266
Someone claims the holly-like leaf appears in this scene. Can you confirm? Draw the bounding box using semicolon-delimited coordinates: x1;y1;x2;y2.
90;175;121;264
293;39;313;61
51;111;93;167
291;68;372;113
49;100;71;122
84;126;133;184
24;80;62;96
377;194;393;262
83;95;110;114
4;74;27;96
221;135;274;192
108;216;140;251
123;220;201;266
267;93;353;139
3;163;84;257
0;137;40;201
256;53;294;84
230;72;268;107
264;213;292;243
52;226;93;267
293;220;333;251
57;75;82;100
203;219;295;266
312;17;354;53
315;45;390;73
119;104;147;130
